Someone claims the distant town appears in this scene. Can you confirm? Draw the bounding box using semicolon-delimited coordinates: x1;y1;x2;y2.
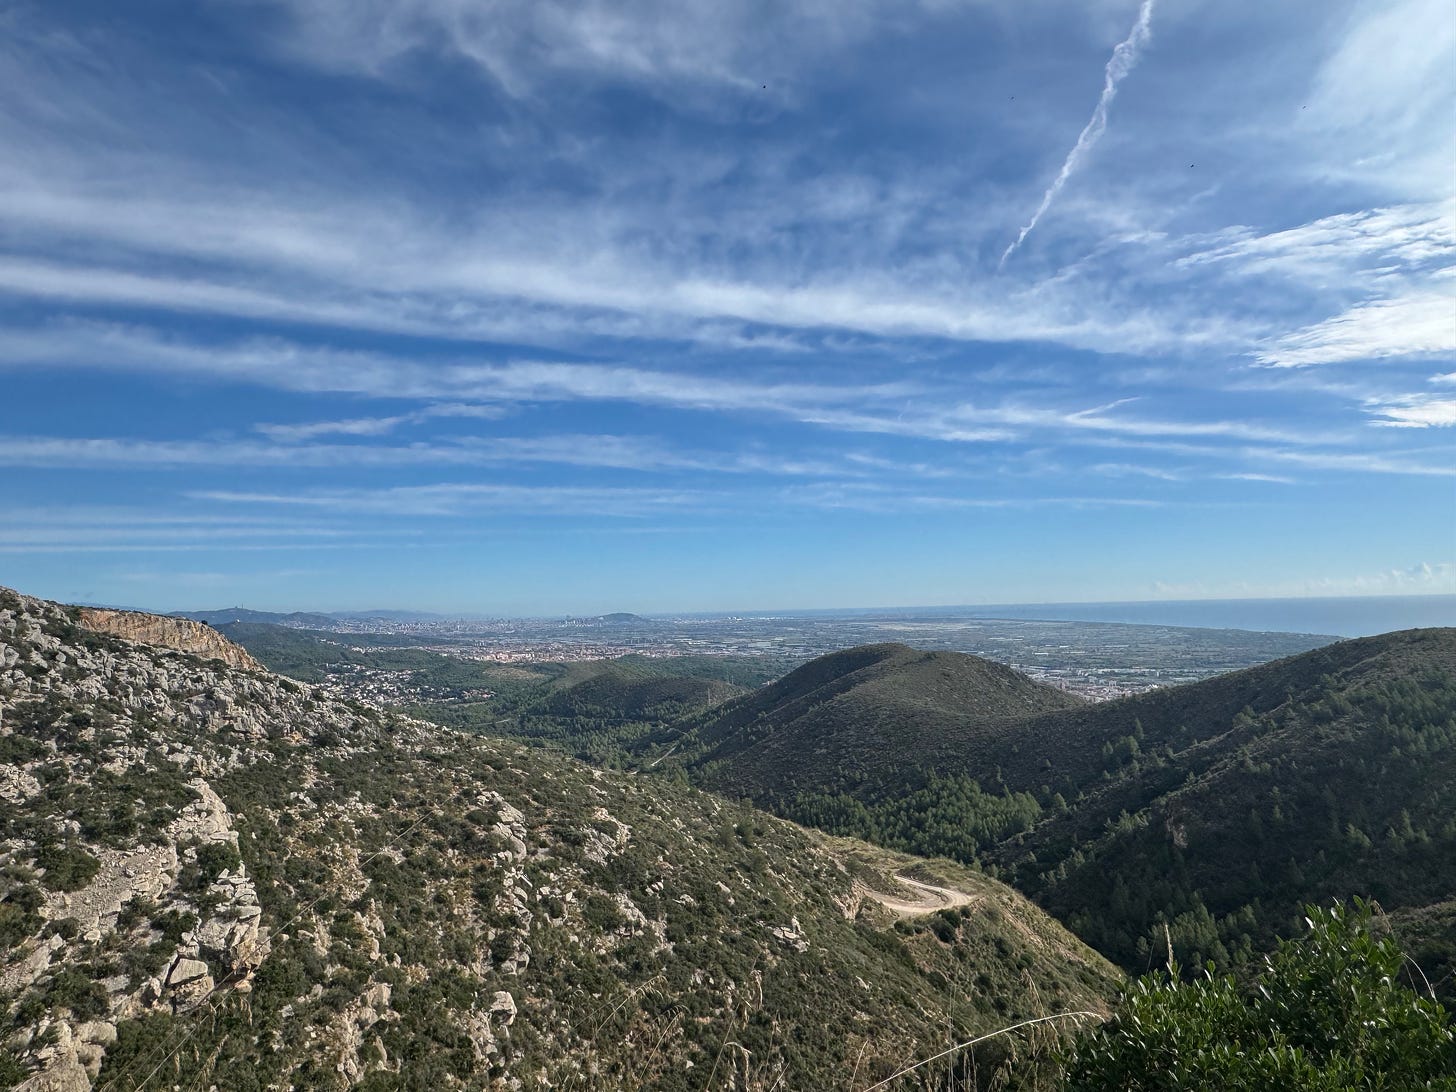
191;607;1338;705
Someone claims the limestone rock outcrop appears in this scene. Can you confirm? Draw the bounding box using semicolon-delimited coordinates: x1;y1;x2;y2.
76;608;264;673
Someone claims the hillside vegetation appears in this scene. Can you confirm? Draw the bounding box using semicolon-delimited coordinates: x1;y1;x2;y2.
0;588;1118;1090
1065;901;1455;1090
996;628;1456;983
649;644;1082;798
637;631;1456;1000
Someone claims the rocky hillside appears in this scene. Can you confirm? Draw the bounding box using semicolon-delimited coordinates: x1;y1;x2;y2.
0;588;1118;1091
74;610;264;674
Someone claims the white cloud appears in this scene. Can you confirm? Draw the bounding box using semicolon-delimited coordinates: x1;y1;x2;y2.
0;513;384;550
246;0;987;104
1245;446;1456;478
256;403;509;442
1363;393;1456;429
1215;472;1296;485
1301;0;1456;193
193;482;705;517
779;481;1165;513
256;416;412;442
1088;462;1182;481
1178;202;1455;280
0;320;918;413
0;320;1367;455
1254;285;1456;368
0;430;893;478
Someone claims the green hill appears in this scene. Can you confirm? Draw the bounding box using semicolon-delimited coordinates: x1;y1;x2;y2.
647;631;1456;997
415;655;784;767
534;663;747;721
151;609;1456;1004
650;643;1083;800
0;587;1118;1089
173;606;339;628
993;628;1456;984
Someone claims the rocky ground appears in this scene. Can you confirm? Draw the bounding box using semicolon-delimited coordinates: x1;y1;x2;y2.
0;587;1117;1091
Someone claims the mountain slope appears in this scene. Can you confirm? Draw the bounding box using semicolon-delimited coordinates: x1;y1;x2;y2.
534;665;746;721
633;632;1456;996
652;643;1083;800
171;607;339;628
993;628;1456;980
0;589;1117;1090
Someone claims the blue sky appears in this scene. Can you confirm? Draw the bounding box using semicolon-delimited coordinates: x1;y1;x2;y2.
1;0;1453;615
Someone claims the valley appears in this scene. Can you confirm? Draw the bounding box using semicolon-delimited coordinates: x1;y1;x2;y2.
206;609;1337;708
214;609;1456;1003
2;584;1452;1089
9;1;1453;1086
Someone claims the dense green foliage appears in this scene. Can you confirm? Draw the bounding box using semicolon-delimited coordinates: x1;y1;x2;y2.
34;594;1456;1089
1004;633;1456;990
209;608;1456;1062
408;655;776;765
1067;902;1456;1090
651;643;1082;801
783;773;1044;863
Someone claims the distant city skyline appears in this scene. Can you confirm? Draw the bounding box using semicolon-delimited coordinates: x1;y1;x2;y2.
2;0;1452;613
94;594;1456;642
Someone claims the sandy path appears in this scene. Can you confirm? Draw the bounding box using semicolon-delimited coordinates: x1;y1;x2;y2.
859;874;979;917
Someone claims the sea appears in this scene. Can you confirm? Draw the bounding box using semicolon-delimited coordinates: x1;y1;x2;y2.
945;595;1456;638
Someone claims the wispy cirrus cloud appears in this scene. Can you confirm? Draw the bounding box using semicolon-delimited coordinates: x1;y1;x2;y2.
0;320;921;414
1363;393;1456;429
192;482;706;517
255;403;508;442
1243;446;1456;478
0;507;403;552
0;0;1451;609
1298;0;1456;194
779;480;1166;514
0;321;1376;457
0;431;902;479
1177;202;1456;278
1173;202;1456;371
1254;285;1456;368
248;0;934;100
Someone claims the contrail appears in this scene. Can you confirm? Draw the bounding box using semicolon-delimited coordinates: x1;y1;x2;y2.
999;0;1157;269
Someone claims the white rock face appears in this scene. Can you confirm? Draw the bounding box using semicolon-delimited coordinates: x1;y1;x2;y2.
74;608;265;673
0;587;389;1087
489;990;517;1026
167;957;210;986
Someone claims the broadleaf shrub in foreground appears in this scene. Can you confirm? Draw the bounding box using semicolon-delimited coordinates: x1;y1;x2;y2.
1066;900;1456;1090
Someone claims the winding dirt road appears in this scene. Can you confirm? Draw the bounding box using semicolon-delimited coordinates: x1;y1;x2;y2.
858;874;979;917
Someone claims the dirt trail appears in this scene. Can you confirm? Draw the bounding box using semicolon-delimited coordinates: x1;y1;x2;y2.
858;874;979;917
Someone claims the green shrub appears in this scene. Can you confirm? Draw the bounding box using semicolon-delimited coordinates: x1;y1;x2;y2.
181;841;242;892
35;842;99;892
0;885;43;948
43;969;109;1019
1066;901;1456;1090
